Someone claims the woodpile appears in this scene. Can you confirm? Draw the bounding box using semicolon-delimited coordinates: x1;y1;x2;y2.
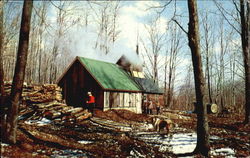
22;84;63;104
3;82;92;124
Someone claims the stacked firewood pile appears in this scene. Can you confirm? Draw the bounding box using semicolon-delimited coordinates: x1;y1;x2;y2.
22;84;63;104
3;82;92;123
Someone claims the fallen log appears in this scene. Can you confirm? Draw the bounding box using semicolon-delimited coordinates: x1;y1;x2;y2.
19;127;92;151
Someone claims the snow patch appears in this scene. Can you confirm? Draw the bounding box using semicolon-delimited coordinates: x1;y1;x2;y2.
210;148;235;157
164;133;196;154
141;123;154;130
77;140;93;144
1;143;9;147
210;135;222;141
25;118;51;126
130;149;146;158
132;132;197;154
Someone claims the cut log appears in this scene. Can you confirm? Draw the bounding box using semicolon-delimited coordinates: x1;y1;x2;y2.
68;107;84;114
48;104;67;111
207;103;218;114
76;112;92;121
74;110;88;118
60;106;74;113
35;101;60;109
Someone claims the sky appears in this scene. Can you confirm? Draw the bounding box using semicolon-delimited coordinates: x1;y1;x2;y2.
43;0;242;89
5;0;242;89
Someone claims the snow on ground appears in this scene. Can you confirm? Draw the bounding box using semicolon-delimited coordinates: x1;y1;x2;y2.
130;149;146;158
210;147;235;157
1;143;9;147
134;131;236;157
24;118;51;126
159;133;197;154
77;140;94;144
1;143;9;154
131;132;197;154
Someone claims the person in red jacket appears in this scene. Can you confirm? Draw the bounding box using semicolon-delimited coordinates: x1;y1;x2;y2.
86;92;95;114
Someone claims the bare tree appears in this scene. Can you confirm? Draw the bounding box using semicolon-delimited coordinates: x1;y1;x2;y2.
165;22;181;108
89;1;121;54
37;2;48;83
240;0;250;124
187;0;210;156
214;0;250;124
49;1;81;83
0;1;4;105
5;0;33;144
200;11;215;104
141;15;166;84
176;64;195;111
2;2;22;81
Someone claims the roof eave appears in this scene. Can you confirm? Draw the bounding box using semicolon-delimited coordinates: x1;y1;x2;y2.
104;88;141;93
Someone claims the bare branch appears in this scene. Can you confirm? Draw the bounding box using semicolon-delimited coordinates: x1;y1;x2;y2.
172;19;188;35
213;0;241;34
146;0;173;14
49;0;65;12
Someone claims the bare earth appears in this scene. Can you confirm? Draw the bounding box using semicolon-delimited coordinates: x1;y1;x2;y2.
1;107;250;158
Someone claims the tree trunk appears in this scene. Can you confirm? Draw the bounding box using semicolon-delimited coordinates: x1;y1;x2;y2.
0;1;4;104
187;0;210;156
240;0;250;124
5;0;33;144
164;55;168;107
0;1;6;138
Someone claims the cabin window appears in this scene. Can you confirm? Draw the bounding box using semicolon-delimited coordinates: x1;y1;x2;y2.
132;71;145;78
132;71;139;77
138;72;145;78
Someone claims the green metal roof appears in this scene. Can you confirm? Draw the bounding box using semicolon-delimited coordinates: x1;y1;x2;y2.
133;77;164;94
78;57;141;92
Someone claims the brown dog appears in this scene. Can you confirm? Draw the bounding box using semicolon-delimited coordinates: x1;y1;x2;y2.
152;117;173;133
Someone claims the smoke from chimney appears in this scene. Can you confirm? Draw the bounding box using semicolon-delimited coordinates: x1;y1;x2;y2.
66;27;143;66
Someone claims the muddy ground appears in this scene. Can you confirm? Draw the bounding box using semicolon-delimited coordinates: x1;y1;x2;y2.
1;108;250;158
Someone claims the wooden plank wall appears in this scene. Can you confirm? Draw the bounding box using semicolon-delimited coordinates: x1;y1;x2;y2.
58;61;104;109
103;91;142;113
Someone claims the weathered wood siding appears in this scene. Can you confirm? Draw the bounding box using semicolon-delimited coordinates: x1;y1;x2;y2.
103;91;142;113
